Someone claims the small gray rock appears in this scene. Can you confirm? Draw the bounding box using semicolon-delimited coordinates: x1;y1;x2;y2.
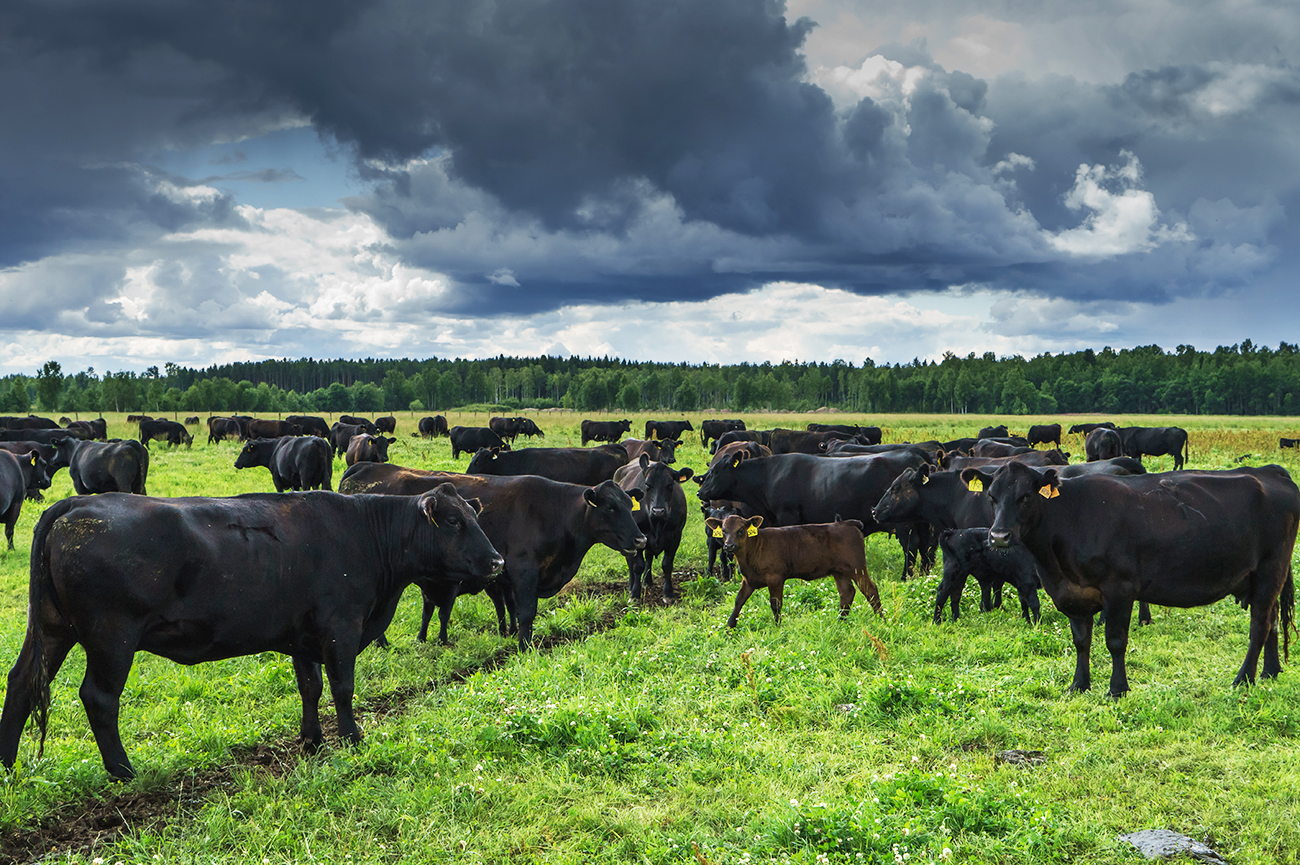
1119;829;1228;864
994;749;1046;767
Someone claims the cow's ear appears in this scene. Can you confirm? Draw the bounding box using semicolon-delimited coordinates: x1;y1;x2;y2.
1038;469;1061;499
464;497;483;515
583;487;599;508
731;454;742;468
748;516;764;529
674;467;693;484
705;517;721;532
959;468;986;492
918;463;932;482
639;453;651;470
421;495;440;527
690;474;704;485
387;437;396;444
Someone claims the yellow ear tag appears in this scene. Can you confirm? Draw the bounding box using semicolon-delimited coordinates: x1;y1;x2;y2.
746;525;758;537
1039;484;1059;499
967;478;983;492
631;499;640;511
711;527;723;538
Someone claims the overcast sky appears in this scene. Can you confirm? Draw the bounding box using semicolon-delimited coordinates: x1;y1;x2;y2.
1;0;1297;374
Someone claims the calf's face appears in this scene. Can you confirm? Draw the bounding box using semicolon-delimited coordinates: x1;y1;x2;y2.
704;514;764;555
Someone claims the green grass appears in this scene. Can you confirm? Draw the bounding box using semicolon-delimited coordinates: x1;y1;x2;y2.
2;412;1300;863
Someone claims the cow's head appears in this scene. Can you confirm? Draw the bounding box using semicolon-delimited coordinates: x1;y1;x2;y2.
234;438;277;470
872;464;932;524
414;483;502;581
695;451;747;502
18;451;50;500
985;463;1060;549
582;480;646;554
635;454;693;521
465;447;503;474
704;514;764;555
655;439;680;464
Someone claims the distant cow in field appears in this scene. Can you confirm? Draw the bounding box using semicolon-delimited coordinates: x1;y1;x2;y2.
1068;422;1116;435
489;416;522;444
581;419;632;446
1118;426;1190;470
375;415;397;434
701;419;745;449
208;418;242;444
419;415;449;438
449;427;508;459
287;415;332;438
184;416;201;426
645;420;694;441
1027;424;1061;448
138;419;193;449
1085;428;1123;462
234;436;334;491
47;438;149;496
517;418;545;440
1281;438;1299;449
978;425;1010;439
345;434;397;467
621;438;680;465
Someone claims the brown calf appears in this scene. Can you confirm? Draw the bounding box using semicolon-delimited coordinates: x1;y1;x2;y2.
704;514;882;627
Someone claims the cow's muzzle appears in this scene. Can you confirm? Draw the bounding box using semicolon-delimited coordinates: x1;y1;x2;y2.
988;530;1012;548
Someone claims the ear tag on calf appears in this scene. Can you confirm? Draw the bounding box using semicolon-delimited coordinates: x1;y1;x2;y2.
746;525;758;537
967;478;983;492
631;499;640;511
711;527;723;538
1039;484;1059;499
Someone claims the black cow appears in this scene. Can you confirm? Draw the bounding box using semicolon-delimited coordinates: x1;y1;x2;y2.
329;422;370;458
488;416;522;443
1117;426;1190;470
806;423;859;435
208;418;243;444
978;425;1010;439
345;434;397;466
234;437;334;491
581;419;632;445
0;485;501;779
1056;457;1146;478
971;441;1034;458
448;426;508;459
708;441;772;470
338;416;376;434
287;415;332;438
941;449;1069;472
985;462;1300;695
645;420;694;441
339;463;646;649
517;418;545;440
0;450;50;548
467;444;628;486
1085;428;1123;462
4;416;60;431
768;428;857;455
184;416;201;426
701;500;755;581
419;415;450;438
1282;438;1300;449
139;418;193;449
713;429;773;453
935;529;1041;625
695;451;932;578
48;438;149;495
821;442;933;464
375;415;397;434
0;442;56;490
701;419;745;449
0;428;90;445
621;438;680;464
67;419;107;441
1027;424;1062;448
1067;422;1116;435
248;419;301;440
614;454;693;601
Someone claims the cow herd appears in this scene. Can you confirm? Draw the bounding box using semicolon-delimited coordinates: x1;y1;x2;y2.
0;411;1297;782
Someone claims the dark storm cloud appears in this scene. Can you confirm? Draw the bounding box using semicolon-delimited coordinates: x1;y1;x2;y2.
1;0;1295;320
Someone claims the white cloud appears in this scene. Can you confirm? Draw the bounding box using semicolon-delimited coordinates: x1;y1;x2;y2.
1046;151;1192;257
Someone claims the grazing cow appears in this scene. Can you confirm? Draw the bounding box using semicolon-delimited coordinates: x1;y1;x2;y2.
287;415;332;439
621;438;680;464
488;416;522;444
235;437;334;491
247;419;301;440
0;442;56;489
208;418;243;444
448;426;508;459
67;419;107;441
701;500;755;581
517;418;545;440
338;416;377;434
339;463;646;649
345;434;397;466
125;415;151;424
139;418;193;449
418;415;450;438
767;428;857;455
708;441;772;470
978;425;1010;439
1085;428;1123;462
614;454;693;600
375;415;397;434
985;461;1300;695
934;529;1041;625
581;418;632;446
1067;422;1117;435
695;451;933;578
0;485;501;779
1027;424;1062;448
47;438;149;495
329;422;371;458
1282;438;1300;450
1117;426;1190;470
705;515;881;627
713;429;773;453
184;416;200;426
645;420;694;441
701;419;745;449
467;444;628;486
0;451;50;548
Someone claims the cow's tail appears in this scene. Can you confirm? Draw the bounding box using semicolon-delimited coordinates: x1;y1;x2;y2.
700;428;708;448
1183;432;1190;470
25;499;73;758
132;439;150;495
1282;563;1294;663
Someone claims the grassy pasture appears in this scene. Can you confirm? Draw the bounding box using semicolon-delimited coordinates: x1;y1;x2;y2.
0;412;1299;863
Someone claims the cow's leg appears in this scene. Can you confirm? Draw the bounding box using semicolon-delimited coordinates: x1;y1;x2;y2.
1262;603;1283;680
1019;582;1041;625
0;625;75;769
514;574;541;650
79;646;137;780
1137;601;1153;626
933;567;961;623
1067;614;1094;693
896;527;918;581
706;540;719;578
1102;599;1133;697
726;578;757;628
978;577;995;612
833;576;855;619
292;655;325;751
437;593;456;646
626;552;643;602
916;523;936;574
486;580;515;637
768;579;786;624
660;539;680;600
417;585;435;643
1234;584;1276;687
322;645;362;745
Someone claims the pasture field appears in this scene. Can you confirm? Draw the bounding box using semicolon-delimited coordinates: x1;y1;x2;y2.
1;412;1299;863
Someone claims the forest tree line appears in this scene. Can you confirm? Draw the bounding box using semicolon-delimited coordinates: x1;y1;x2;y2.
1;341;1297;416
